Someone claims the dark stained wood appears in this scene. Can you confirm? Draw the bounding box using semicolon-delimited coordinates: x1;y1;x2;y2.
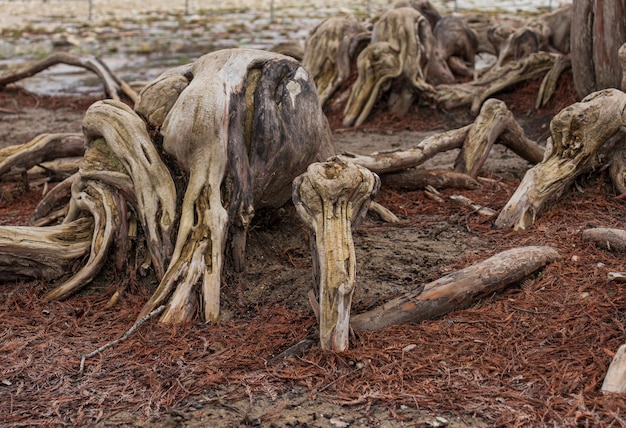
571;0;626;98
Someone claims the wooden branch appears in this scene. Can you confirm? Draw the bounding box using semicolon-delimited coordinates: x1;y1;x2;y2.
0;52;137;102
0;133;83;179
368;201;401;223
29;173;77;226
338;125;470;174
449;194;496;216
43;181;125;301
0;217;93;282
536;54;572;108
79;305;166;375
350;245;561;332
454;98;543;178
435;52;561;114
582;227;626;252
381;168;480;190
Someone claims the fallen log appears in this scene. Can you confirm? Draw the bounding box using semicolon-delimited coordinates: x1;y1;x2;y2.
0;133;84;179
337;125;469;175
351;245;561;332
340;98;543;178
582;228;626;253
381;168;479;190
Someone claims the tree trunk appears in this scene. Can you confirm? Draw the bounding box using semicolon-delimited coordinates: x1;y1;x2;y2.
571;0;626;98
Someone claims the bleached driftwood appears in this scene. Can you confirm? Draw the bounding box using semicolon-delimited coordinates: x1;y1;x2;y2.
0;49;335;326
436;52;569;115
454;98;543;178
0;52;138;102
342;7;436;127
293;157;379;351
340;98;543;178
495;89;626;230
301;16;370;106
0;133;83;180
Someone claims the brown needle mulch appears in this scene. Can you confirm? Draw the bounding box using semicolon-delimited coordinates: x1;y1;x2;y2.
2;71;626;426
3;176;626;427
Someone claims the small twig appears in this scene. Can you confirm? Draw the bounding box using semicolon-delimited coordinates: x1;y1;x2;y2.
79;305;165;374
509;305;550;315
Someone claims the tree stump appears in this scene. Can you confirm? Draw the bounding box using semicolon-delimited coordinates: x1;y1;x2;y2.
0;49;335;325
495;89;626;230
293;157;379;351
301;16;370;106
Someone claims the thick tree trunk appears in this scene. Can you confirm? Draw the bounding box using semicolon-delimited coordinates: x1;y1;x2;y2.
571;0;626;98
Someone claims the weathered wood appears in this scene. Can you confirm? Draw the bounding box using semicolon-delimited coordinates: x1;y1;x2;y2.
491;4;571;69
81;100;177;279
621;43;626;91
136;49;334;323
341;98;542;180
338;125;470;174
0;52;137;102
602;344;626;393
0;217;93;282
43;180;128;301
0;133;83;179
350;246;561;332
536;54;572;108
293;157;379;351
342;7;435;126
428;15;478;84
29;173;77;226
571;0;626;98
301;16;370;106
435;52;563;115
381;168;479;190
495;89;626;230
582;228;626;253
603;126;626;195
454;98;543;178
449;194;496;216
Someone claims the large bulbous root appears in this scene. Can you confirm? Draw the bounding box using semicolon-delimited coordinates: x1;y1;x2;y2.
136;49;334;323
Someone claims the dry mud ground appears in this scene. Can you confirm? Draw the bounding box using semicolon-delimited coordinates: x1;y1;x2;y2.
1;5;626;428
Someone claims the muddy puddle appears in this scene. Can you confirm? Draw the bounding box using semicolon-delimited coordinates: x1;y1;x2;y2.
0;8;327;95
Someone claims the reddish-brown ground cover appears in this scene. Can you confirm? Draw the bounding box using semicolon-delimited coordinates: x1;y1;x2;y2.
2;71;626;427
